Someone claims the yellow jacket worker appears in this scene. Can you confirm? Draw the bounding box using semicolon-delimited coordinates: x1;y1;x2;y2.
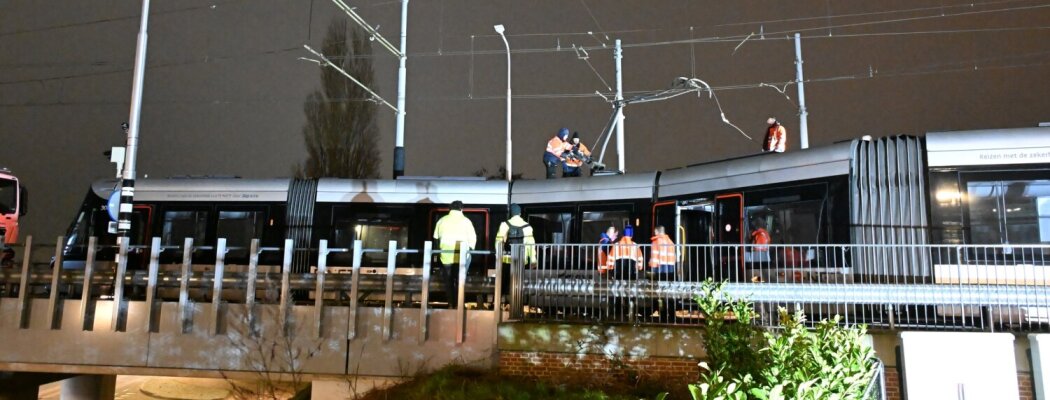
433;200;478;266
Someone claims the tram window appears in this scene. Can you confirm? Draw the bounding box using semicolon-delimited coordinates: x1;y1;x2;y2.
217;211;263;258
162;211;208;247
967;179;1050;244
527;212;574;244
582;211;630;242
744;185;828;244
333;213;410;266
929;171;966;245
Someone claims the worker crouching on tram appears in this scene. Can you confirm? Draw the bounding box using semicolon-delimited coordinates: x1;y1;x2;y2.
543;128;572;179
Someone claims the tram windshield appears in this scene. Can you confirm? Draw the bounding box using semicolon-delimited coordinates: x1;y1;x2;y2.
0;178;15;215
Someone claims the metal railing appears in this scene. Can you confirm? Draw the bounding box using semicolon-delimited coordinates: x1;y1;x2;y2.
4;237;1048;332
0;235;504;343
508;243;1050;332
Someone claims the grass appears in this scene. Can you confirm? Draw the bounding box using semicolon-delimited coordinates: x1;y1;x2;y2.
357;365;669;400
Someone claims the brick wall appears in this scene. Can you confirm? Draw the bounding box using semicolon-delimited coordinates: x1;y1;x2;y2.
499;351;698;386
884;368;900;400
1019;372;1034;400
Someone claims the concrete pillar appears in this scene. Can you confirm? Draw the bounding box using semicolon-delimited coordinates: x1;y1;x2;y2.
311;380;348;400
1030;334;1050;400
60;375;116;400
0;372;71;400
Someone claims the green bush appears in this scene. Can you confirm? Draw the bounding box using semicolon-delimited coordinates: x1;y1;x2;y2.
359;365;652;400
688;280;879;400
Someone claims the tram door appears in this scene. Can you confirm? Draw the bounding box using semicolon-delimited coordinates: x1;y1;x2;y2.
714;194;744;281
676;201;714;281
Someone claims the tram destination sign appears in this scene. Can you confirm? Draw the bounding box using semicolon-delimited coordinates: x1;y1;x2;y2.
927;147;1050;167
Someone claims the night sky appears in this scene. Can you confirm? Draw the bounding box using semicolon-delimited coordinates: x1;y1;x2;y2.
1;0;1048;239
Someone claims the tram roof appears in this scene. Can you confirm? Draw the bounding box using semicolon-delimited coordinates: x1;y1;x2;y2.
657;141;855;198
510;172;658;204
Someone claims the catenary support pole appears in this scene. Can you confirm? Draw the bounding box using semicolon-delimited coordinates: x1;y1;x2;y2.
393;0;409;178
118;0;150;233
794;33;810;149
614;39;625;172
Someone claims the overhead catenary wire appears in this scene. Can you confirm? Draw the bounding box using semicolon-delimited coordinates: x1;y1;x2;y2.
5;56;1050;108
329;0;402;58
300;44;399;113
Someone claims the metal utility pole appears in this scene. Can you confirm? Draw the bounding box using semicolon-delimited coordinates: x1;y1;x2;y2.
393;0;409;178
118;0;151;233
614;39;625;172
794;33;810;149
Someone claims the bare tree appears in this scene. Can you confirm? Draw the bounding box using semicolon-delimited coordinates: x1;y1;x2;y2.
296;19;381;179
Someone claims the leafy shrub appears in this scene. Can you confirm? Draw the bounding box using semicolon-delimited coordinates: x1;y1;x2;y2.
689;280;879;400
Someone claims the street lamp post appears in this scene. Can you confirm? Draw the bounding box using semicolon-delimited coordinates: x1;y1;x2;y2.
494;24;511;182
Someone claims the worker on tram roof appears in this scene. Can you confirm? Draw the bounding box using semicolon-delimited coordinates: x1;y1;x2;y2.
543;128;573;179
763;117;787;153
562;132;592;178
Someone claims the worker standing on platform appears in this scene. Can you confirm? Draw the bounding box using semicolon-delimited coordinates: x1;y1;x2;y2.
433;200;477;309
543;128;572;179
649;226;677;280
495;203;536;293
597;226;619;276
562;132;592;178
649;225;678;322
763;117;787;153
606;225;644;280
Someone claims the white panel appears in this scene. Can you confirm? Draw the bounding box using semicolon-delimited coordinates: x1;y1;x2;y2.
316;178;509;205
901;331;1019;400
1031;334;1050;400
92;179;290;202
927;127;1050;167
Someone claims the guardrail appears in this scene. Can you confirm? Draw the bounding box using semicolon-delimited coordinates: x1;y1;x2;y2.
0;236;504;344
508;243;1050;332
4;237;1048;332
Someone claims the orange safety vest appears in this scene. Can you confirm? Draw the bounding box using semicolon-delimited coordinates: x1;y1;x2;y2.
564;143;591;168
765;124;786;152
546;136;572;158
649;234;676;269
606;237;644;270
750;228;771;251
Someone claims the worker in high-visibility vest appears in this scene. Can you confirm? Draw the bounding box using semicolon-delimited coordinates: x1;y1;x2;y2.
562;132;592;178
606;225;644;280
649;225;677;279
433;200;477;308
749;218;772;265
543;128;572;179
495;204;536;294
649;225;678;322
763;117;787;153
